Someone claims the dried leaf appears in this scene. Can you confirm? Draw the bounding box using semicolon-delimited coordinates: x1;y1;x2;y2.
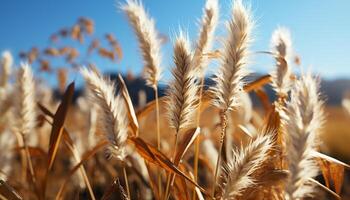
313;151;349;195
117;74;139;136
47;82;75;170
307;178;341;200
174;127;200;165
0;180;22;200
262;106;280;138
244;75;271;92
14;146;46;158
254;88;271;112
128;137;207;194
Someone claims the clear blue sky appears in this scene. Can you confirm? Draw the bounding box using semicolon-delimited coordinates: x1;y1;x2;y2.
1;0;349;86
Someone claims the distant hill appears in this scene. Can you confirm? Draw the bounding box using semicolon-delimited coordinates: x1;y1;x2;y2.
67;73;350;106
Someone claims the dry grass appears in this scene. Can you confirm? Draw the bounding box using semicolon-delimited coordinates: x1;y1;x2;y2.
0;0;349;200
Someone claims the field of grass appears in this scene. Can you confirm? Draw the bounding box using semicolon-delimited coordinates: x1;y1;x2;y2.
1;0;350;200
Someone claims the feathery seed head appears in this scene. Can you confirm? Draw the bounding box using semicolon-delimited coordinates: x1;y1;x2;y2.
211;0;253;112
270;27;293;98
166;32;198;133
81;68;128;160
219;135;273;199
192;0;219;75
284;73;325;199
14;63;36;137
122;0;162;88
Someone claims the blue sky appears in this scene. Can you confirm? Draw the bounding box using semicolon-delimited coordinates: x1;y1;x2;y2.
1;0;349;86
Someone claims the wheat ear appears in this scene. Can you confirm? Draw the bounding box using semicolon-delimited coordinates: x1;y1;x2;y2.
211;0;254;194
219;135;273;199
284;73;325;199
270;27;293;101
81;68;128;161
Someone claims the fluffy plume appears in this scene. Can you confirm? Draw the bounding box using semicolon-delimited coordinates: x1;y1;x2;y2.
14;63;36;138
284;73;325;199
81;68;128;160
219;135;273;199
270;27;293;98
211;0;253;112
166;32;198;133
122;0;162;88
192;0;219;75
0;51;13;87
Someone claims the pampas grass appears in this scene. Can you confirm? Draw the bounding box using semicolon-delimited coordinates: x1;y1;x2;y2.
219;135;273;199
0;1;348;199
14;63;37;138
192;0;219;75
211;0;254;194
121;0;162;89
270;27;293;101
81;68;128;161
211;0;253;112
284;73;325;199
164;31;199;199
166;32;198;133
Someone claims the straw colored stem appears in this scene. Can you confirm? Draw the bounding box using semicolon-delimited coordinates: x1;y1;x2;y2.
213;110;228;198
192;76;205;200
123;162;131;199
154;87;163;197
164;132;179;200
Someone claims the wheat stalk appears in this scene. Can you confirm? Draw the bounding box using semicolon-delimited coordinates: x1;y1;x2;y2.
219;135;273;199
81;68;129;161
270;27;293;101
121;0;162;88
284;73;325;199
211;0;254;194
